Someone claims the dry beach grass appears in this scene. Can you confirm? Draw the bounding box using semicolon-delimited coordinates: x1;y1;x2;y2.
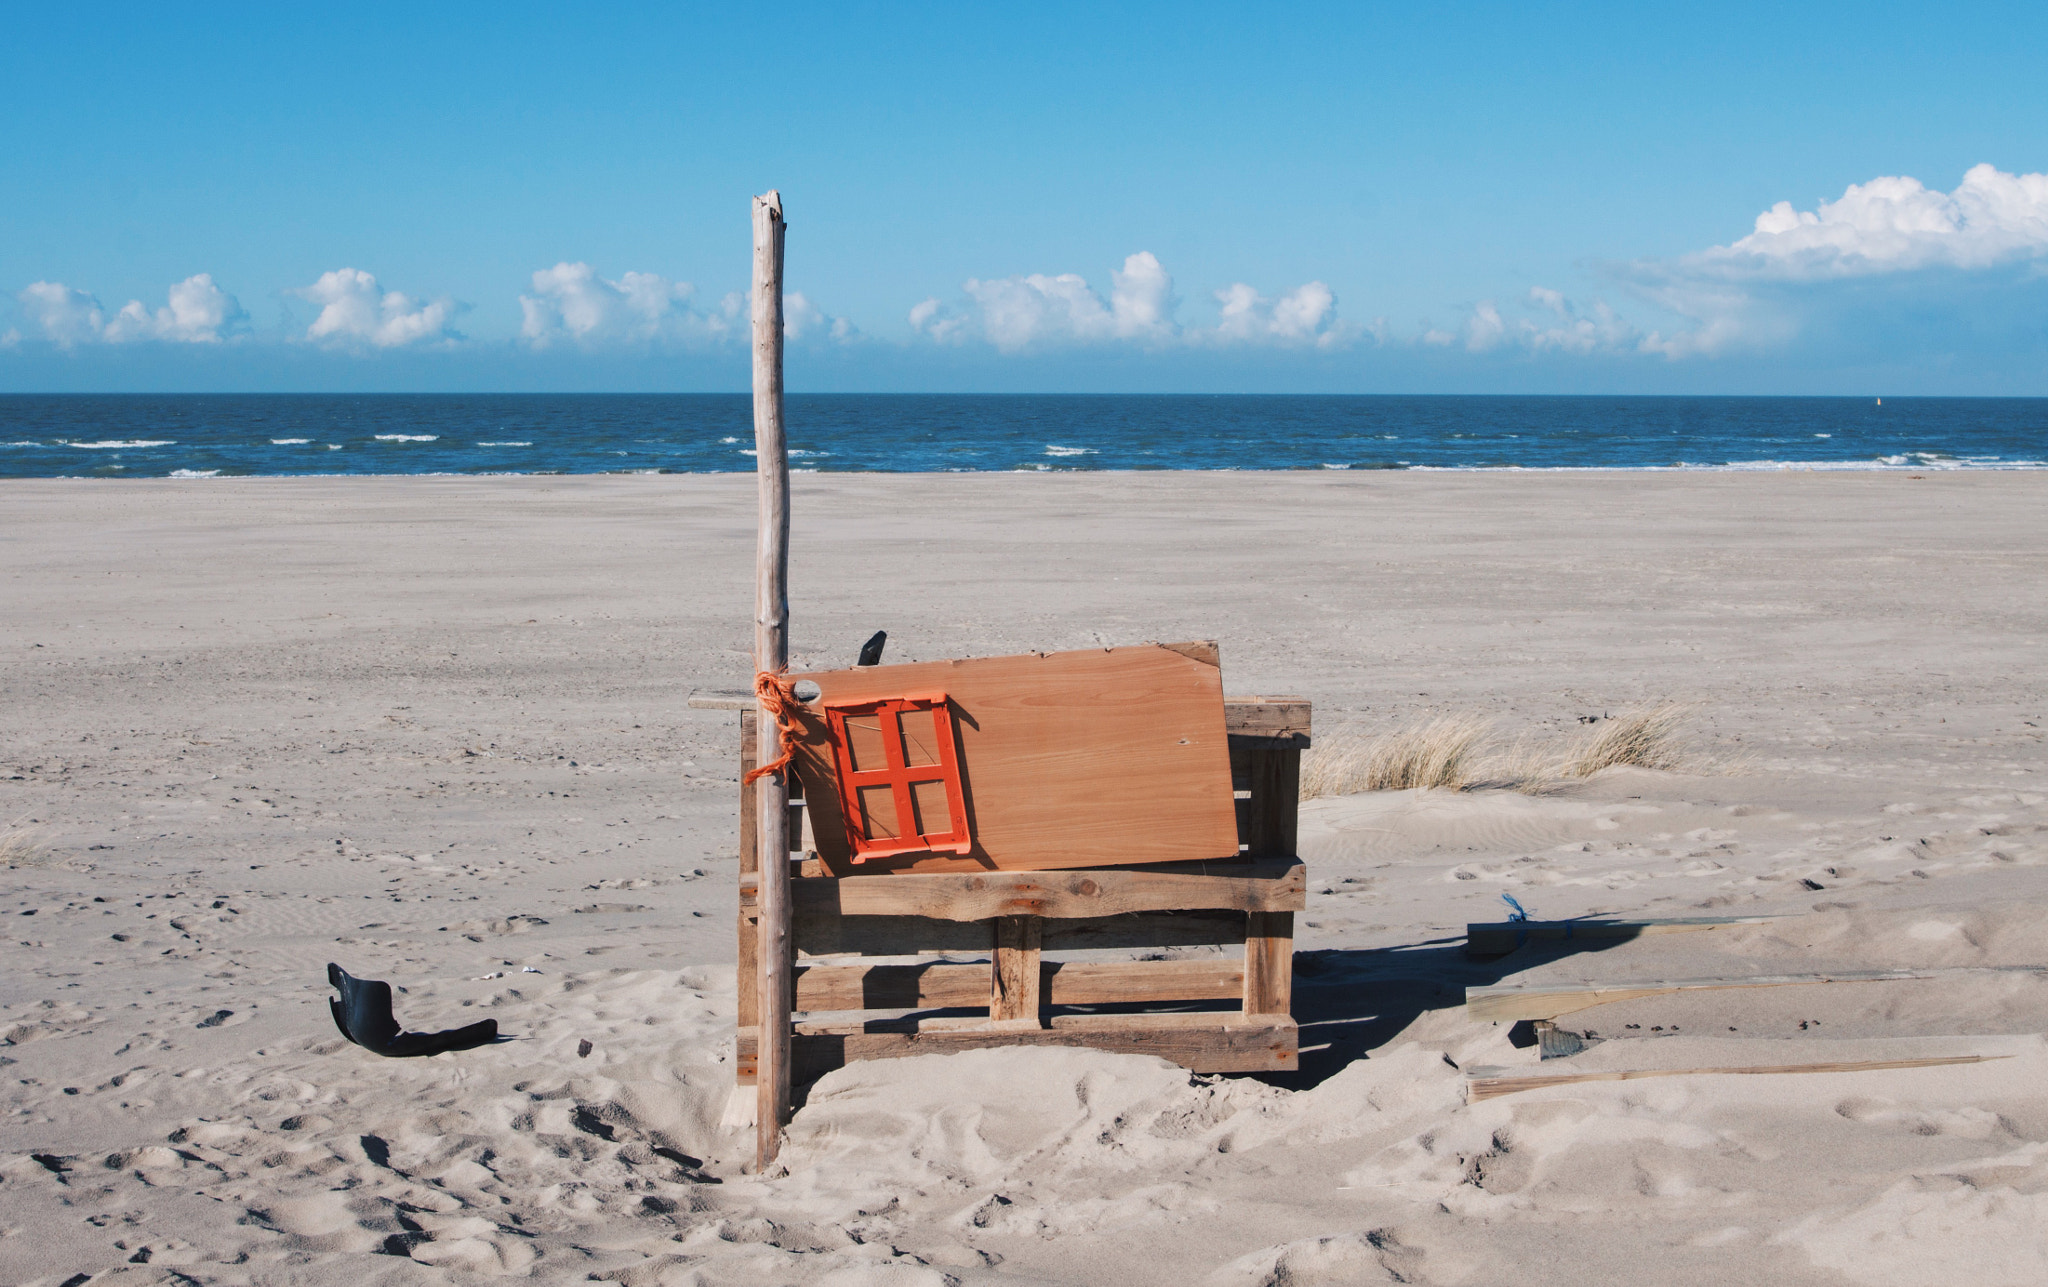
1300;703;1699;800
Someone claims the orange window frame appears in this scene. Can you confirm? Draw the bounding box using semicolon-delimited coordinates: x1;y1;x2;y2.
822;692;972;862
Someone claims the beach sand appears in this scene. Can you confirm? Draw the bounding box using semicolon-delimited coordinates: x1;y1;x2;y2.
3;470;2045;1286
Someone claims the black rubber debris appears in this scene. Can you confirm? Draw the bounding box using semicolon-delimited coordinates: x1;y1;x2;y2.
327;963;501;1057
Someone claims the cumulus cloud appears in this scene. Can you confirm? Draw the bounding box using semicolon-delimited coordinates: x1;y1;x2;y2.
911;252;1345;351
519;262;850;348
1455;287;1642;355
782;290;857;342
1618;163;2048;357
1210;280;1346;347
294;268;463;348
1709;163;2048;279
520;262;702;347
14;274;243;346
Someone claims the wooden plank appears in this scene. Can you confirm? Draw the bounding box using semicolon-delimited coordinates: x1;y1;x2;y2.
741;1013;1298;1079
1243;911;1294;1015
690;690;753;710
991;915;1043;1023
784;859;1305;921
1466;1055;2007;1103
1222;697;1312;749
785;643;1242;874
1240;748;1300;858
1466;969;1942;1023
1046;958;1243;1005
790;957;1246;1016
785;907;1249;957
1466;915;1790;956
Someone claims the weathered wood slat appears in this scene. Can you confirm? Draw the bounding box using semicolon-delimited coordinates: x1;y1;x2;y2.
1467;969;1943;1023
738;1013;1297;1080
791;957;1245;1012
1243;911;1294;1015
1466;915;1790;957
777;858;1304;921
992;915;1043;1023
1465;1055;2006;1103
1222;697;1311;749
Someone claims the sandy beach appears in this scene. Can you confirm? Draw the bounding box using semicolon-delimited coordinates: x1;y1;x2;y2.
3;470;2046;1286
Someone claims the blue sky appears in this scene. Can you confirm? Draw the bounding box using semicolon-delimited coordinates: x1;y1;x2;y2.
4;1;2046;393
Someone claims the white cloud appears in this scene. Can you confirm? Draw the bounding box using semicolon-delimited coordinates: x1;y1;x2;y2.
520;262;701;347
912;251;1345;351
295;268;462;348
1615;164;2048;358
15;274;243;346
1710;163;2048;278
520;263;850;347
1210;279;1344;347
921;251;1178;351
1443;288;1642;356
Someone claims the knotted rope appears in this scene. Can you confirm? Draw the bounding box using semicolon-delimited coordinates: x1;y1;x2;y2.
743;669;804;785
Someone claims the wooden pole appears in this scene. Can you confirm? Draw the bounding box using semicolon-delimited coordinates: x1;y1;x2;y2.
751;189;791;1170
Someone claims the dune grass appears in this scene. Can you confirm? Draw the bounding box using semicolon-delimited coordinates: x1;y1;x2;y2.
1300;703;1699;801
0;820;48;868
1559;702;1693;778
1299;715;1491;797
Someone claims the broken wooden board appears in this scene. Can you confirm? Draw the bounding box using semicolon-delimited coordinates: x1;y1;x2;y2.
783;642;1242;874
1465;1054;2007;1103
1465;914;1793;957
1468;969;1962;1023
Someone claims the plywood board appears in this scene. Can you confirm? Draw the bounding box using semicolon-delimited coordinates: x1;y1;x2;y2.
784;643;1242;874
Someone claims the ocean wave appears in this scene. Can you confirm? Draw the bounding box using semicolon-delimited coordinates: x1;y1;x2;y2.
4;440;43;447
1045;444;1095;457
477;441;533;446
169;469;221;478
374;434;439;442
271;438;312;444
62;439;174;449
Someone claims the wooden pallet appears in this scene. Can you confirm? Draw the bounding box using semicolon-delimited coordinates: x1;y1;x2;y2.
702;694;1311;1083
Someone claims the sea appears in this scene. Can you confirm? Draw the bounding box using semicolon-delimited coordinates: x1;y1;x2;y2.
2;394;2045;478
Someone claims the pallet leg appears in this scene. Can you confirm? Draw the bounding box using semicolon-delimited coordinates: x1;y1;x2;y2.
990;915;1044;1026
1244;911;1294;1016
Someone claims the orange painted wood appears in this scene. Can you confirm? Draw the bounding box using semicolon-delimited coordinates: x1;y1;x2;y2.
785;643;1241;874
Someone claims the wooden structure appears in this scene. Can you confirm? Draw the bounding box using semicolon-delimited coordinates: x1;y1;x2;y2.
697;692;1310;1086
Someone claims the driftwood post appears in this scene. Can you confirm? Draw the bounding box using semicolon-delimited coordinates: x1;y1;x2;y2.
751;189;791;1169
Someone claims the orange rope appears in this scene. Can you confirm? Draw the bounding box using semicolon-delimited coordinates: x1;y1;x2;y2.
743;669;803;785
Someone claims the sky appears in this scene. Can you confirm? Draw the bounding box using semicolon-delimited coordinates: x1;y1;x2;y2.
3;1;2046;394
